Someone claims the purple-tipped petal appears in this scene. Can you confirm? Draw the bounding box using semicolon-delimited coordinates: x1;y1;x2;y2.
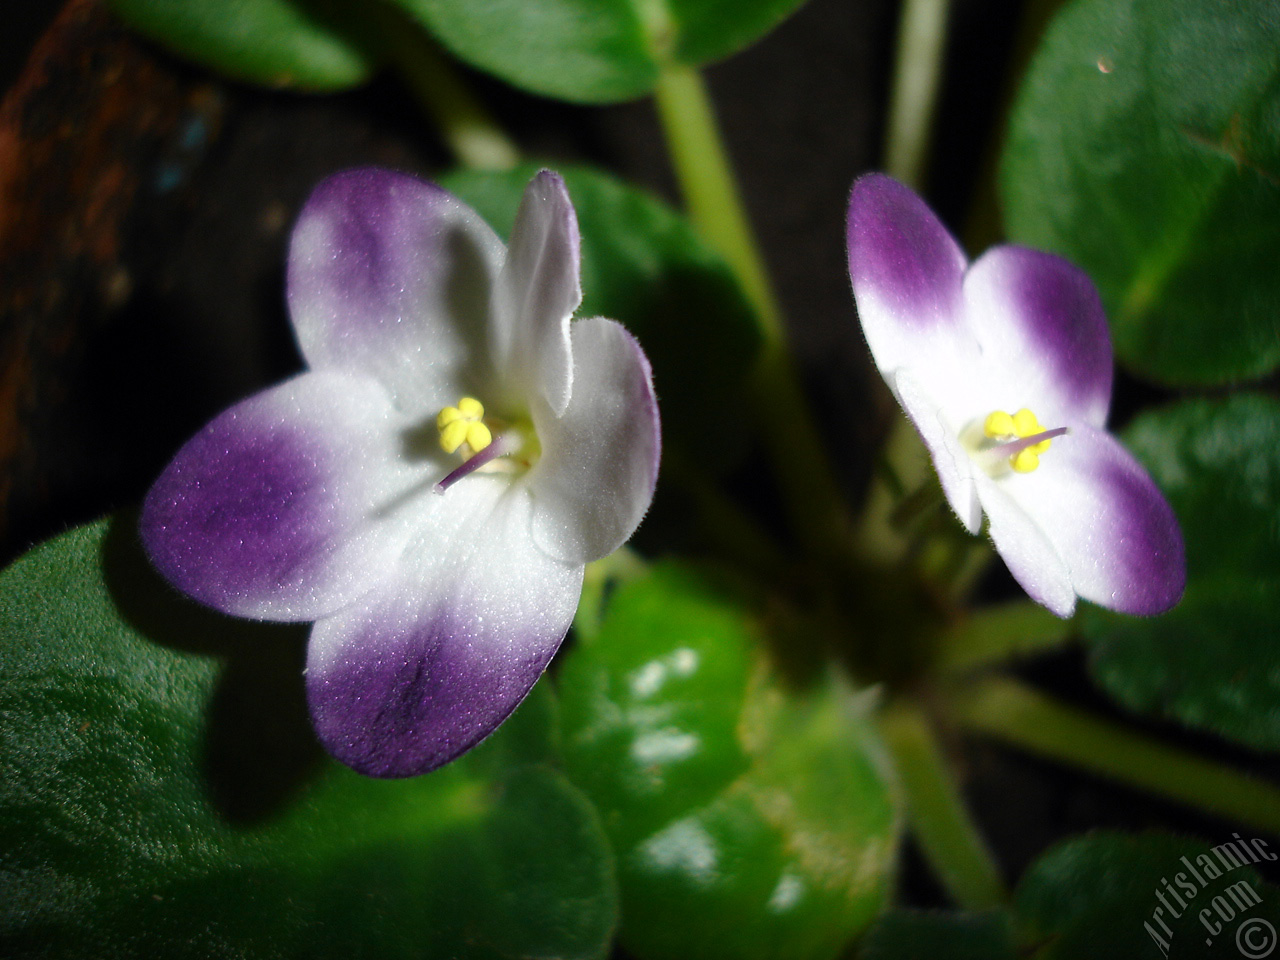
894;370;983;534
962;246;1113;427
306;481;582;777
994;424;1185;616
493;170;579;416
530;317;660;565
141;372;422;621
288;168;505;419
847;173;969;379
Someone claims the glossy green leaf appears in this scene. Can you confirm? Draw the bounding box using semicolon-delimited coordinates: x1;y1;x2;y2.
441;164;761;473
108;0;375;90
558;562;897;960
0;516;616;960
1000;0;1280;384
858;910;1015;960
1015;831;1280;959
387;0;809;102
1081;395;1280;750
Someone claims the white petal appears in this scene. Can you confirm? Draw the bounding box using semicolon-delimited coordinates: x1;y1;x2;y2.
988;424;1184;615
962;246;1113;428
287;168;505;420
847;174;974;383
893;369;982;533
141;371;428;621
529;318;661;564
492;170;579;416
973;471;1077;617
306;478;582;777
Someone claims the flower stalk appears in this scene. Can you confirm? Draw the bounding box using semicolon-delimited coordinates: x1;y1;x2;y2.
653;62;852;561
958;677;1280;838
372;4;519;171
879;700;1009;909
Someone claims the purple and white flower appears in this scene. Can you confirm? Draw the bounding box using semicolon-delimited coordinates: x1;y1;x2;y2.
847;173;1183;617
142;168;660;776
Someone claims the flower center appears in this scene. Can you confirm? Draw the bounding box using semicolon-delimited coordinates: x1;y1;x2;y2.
437;396;492;456
433;396;539;494
979;408;1067;474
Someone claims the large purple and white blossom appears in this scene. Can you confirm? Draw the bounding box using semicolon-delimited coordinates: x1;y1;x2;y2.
142;168;660;777
847;173;1183;617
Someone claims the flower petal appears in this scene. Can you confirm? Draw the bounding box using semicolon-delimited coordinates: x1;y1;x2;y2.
493;170;580;416
990;424;1185;616
529;317;661;564
305;481;582;777
847;173;969;379
288;168;505;419
141;371;425;621
973;471;1077;617
962;246;1112;427
893;369;983;534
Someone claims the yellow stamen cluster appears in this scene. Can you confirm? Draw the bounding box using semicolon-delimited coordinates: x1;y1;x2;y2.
437;397;492;455
984;407;1052;473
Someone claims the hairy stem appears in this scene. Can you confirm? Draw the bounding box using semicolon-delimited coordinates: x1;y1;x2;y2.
883;0;953;187
880;700;1008;909
374;5;519;170
653;63;851;560
939;601;1074;673
958;677;1280;837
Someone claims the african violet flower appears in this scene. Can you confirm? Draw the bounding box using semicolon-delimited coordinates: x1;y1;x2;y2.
847;173;1183;617
142;168;660;776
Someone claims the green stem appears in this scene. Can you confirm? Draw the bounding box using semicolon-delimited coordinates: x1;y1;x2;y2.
880;700;1009;909
374;5;519;170
939;601;1073;673
652;63;783;341
652;63;851;560
958;678;1280;837
882;0;953;188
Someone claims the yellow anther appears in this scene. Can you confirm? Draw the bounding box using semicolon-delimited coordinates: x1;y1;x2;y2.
465;421;492;452
981;407;1054;473
1013;408;1041;438
1012;448;1040;473
437;396;490;455
984;410;1015;438
457;396;484;419
439;420;470;455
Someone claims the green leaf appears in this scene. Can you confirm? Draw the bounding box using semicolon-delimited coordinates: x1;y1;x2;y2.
1015;831;1280;959
558;562;897;960
999;0;1280;384
441;164;761;474
0;516;616;959
1080;395;1280;751
387;0;810;103
108;0;375;90
858;910;1016;960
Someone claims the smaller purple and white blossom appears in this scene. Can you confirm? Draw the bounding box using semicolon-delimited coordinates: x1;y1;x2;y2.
142;168;660;776
847;173;1184;617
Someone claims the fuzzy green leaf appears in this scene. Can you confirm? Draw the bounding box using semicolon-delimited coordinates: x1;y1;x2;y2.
558;562;897;960
1000;0;1280;384
0;516;616;960
1081;395;1280;751
109;0;374;90
388;0;810;102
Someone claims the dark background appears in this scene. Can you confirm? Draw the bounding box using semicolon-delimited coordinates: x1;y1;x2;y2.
4;0;1273;915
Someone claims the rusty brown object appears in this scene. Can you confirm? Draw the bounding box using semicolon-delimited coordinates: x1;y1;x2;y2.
0;0;200;558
